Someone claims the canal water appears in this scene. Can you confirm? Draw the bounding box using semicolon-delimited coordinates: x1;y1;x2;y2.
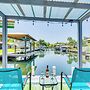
34;50;79;75
0;50;83;75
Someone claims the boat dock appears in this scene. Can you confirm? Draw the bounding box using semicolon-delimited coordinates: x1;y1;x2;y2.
7;51;38;58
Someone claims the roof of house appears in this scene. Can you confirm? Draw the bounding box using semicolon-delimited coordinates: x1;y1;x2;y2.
0;33;36;41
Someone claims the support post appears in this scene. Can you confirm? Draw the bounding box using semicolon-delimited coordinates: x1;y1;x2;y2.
32;41;35;57
33;41;35;52
2;16;8;68
33;60;35;66
29;40;32;60
78;21;82;68
29;40;32;53
14;45;16;54
25;36;27;60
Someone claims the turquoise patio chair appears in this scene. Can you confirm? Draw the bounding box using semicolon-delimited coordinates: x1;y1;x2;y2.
61;68;90;90
0;68;30;90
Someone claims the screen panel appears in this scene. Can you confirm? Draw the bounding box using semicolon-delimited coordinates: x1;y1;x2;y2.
78;0;90;4
20;5;33;17
79;10;90;20
0;3;18;16
47;0;74;2
33;6;43;17
12;4;23;16
46;6;51;18
67;9;87;19
51;7;69;19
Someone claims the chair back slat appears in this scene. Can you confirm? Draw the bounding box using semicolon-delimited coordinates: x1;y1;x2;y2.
72;68;90;83
0;68;23;84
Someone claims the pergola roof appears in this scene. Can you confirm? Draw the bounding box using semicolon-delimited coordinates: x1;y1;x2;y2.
0;33;36;41
0;0;90;22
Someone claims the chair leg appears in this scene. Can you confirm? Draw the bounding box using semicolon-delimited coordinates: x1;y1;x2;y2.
70;83;72;90
61;72;63;90
29;73;31;90
22;84;23;90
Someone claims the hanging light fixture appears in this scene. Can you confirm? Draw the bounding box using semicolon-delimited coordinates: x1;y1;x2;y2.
47;21;49;26
32;20;34;25
71;22;72;26
65;22;67;24
86;19;88;21
69;20;73;26
62;22;63;27
17;20;19;24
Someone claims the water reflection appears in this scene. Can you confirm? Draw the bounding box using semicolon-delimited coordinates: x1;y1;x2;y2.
54;51;61;54
67;53;78;64
38;51;45;58
35;50;79;75
6;50;90;75
14;61;31;75
0;50;79;75
8;56;38;75
54;50;78;64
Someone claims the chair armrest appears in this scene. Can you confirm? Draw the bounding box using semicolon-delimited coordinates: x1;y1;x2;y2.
61;72;71;85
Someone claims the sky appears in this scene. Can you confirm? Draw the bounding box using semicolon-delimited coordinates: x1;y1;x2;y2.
1;17;90;43
8;21;78;43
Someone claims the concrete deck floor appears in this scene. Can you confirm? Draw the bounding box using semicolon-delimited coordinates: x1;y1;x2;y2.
24;83;69;90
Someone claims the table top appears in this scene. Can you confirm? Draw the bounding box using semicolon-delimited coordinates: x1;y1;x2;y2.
39;76;58;86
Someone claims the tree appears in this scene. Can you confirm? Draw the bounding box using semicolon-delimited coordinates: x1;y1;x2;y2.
46;42;50;48
67;37;77;47
82;37;87;46
39;39;47;46
35;42;39;48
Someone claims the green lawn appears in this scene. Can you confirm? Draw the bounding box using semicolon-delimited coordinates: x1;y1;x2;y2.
0;48;21;55
0;49;15;55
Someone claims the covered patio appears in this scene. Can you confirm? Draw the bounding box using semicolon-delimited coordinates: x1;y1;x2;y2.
0;0;90;90
0;0;90;68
